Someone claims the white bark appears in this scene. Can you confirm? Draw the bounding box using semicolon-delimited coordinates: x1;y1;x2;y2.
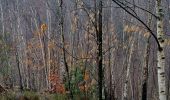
31;7;42;90
156;0;167;100
46;3;51;90
122;38;135;100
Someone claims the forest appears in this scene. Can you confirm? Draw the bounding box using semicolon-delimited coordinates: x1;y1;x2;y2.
0;0;170;100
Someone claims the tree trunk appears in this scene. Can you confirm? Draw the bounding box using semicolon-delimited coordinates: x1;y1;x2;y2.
142;1;152;99
122;38;135;100
97;1;103;100
16;50;23;91
156;0;167;99
60;0;73;99
142;36;150;100
46;2;52;90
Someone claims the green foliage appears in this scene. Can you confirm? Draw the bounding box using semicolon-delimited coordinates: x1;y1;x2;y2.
65;67;84;97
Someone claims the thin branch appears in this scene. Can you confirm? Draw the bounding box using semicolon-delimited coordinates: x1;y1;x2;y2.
112;0;162;50
124;0;158;19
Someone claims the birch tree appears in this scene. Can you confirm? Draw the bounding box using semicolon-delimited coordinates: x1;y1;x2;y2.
156;0;167;99
122;36;135;100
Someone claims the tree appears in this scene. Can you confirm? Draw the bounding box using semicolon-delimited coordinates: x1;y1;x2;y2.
112;0;168;99
60;0;73;99
142;0;152;100
96;1;103;100
156;0;167;99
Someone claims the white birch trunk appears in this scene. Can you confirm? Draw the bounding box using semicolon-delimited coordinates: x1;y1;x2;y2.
31;8;42;90
122;38;135;100
46;3;51;90
156;0;167;100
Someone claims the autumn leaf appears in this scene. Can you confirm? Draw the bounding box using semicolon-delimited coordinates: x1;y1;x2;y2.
48;73;66;94
84;71;90;81
41;24;47;33
124;25;139;33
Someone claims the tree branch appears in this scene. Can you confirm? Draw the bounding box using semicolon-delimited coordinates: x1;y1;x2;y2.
112;0;162;50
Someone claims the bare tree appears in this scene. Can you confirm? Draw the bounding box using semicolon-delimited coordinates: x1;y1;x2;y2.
60;0;73;99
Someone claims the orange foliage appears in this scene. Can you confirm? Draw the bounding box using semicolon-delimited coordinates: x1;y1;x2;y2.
41;24;47;33
33;24;47;37
78;71;91;92
48;73;65;94
84;71;90;81
48;40;55;49
124;25;139;33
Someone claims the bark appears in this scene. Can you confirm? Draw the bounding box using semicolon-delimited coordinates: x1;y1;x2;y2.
142;1;152;99
156;0;167;100
60;0;73;99
97;1;103;100
108;33;113;100
142;36;150;100
122;38;135;100
46;2;52;90
42;27;49;90
30;8;41;91
16;50;23;91
16;0;25;90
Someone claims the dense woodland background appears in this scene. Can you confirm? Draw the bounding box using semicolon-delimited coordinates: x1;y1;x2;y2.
0;0;170;100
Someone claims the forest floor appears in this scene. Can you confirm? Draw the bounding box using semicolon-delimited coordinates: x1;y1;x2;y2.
0;90;97;100
0;90;66;100
0;84;97;100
